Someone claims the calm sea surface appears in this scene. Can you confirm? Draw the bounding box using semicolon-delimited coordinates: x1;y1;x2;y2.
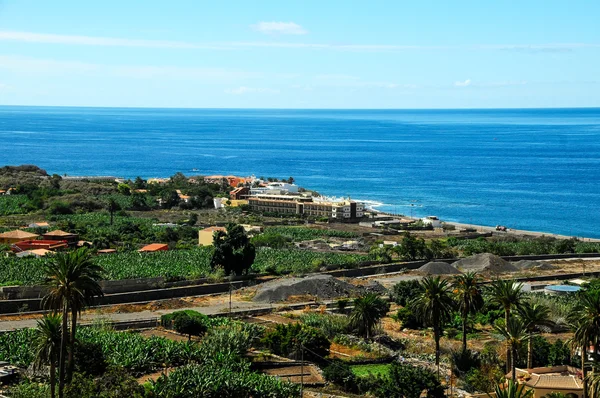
1;106;599;237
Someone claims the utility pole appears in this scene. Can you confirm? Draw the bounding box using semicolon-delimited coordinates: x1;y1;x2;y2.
229;276;233;317
300;343;304;398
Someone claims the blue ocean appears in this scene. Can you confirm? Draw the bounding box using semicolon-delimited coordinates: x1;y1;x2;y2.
1;106;599;238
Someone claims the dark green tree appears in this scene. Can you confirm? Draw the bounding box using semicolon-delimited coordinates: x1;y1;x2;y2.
172;312;207;342
34;313;63;398
374;363;444;398
493;316;529;382
569;290;600;398
41;248;104;396
487;279;525;374
452;272;484;353
105;198;120;225
210;224;256;276
517;301;554;369
411;276;455;371
349;293;390;339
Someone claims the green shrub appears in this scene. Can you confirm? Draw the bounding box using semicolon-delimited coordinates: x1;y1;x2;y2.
373;363;444;398
396;307;423;329
262;323;330;362
298;313;350;338
323;361;358;392
450;349;481;375
173;312;207;341
151;362;299;397
392;280;423;306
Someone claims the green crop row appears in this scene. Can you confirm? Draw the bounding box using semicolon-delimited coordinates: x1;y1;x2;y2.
263;226;359;241
0;246;376;286
0;195;34;216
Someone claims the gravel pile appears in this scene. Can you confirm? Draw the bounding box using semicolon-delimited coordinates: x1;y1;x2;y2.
417;261;462;275
452;253;518;274
512;260;556;270
252;274;384;303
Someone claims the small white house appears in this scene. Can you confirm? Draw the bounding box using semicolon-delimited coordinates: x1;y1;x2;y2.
422;216;442;228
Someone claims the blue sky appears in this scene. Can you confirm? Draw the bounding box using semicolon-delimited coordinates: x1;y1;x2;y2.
0;0;599;108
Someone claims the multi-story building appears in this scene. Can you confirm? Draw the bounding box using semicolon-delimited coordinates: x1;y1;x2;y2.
248;194;312;215
248;195;364;220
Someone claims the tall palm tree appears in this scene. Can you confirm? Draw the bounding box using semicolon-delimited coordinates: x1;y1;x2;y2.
587;362;600;398
42;248;104;397
411;276;455;372
517;301;554;369
34;313;63;398
491;379;533;398
494;316;530;382
568;291;600;398
488;279;525;373
349;293;390;339
452;272;483;353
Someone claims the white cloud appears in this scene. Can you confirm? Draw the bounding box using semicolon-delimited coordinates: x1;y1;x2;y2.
251;22;307;35
454;79;472;87
224;86;280;95
1;30;599;53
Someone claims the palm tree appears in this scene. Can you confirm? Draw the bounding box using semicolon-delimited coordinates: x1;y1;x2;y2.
34;314;63;398
488;279;525;373
569;291;600;398
490;379;533;398
349;293;390;339
517;301;554;369
493;316;530;382
106;198;120;225
452;272;483;353
42;248;104;397
587;363;600;398
411;276;455;373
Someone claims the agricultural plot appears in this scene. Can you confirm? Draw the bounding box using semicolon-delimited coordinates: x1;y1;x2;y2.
0;195;33;216
263;226;359;241
0;247;376;286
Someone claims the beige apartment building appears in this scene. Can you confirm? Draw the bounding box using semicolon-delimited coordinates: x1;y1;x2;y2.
248;195;364;220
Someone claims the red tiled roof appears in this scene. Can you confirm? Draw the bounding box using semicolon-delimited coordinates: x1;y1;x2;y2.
139;243;169;252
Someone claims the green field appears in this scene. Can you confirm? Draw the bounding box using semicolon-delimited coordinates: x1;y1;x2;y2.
350;363;392;377
0;246;375;286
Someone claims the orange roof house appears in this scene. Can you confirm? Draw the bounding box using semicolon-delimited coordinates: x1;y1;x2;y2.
139;243;169;252
0;230;39;244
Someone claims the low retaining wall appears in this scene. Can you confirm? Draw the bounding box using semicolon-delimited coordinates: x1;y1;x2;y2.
0;273;262;300
0;278;268;314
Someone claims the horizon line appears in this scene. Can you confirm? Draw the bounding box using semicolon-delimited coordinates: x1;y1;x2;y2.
1;104;599;111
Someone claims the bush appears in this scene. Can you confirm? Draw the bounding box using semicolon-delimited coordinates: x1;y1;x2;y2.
160;310;209;329
47;200;73;215
173;312;207;341
392;280;423;306
548;339;571;366
73;340;107;376
65;367;146;398
463;365;504;393
298;313;350;338
262;323;330;362
323;361;358;392
450;349;481;375
374;363;444;398
396;307;423;329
